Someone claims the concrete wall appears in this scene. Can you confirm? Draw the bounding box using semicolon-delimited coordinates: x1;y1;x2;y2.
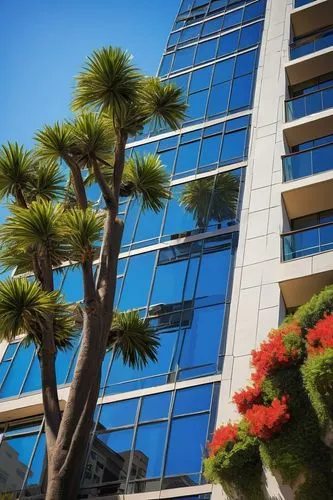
212;1;292;496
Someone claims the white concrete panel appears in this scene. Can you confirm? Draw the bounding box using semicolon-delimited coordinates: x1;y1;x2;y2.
312;250;333;274
260;283;281;309
244;236;267;266
230;355;252;395
241;262;264;289
252;135;276;189
249;186;271;212
257;306;281;346
233;287;261;356
247;210;269;239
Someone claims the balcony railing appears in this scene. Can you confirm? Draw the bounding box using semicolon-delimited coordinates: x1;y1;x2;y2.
283;141;333;181
294;0;314;7
282;222;333;260
285;85;333;121
290;27;333;60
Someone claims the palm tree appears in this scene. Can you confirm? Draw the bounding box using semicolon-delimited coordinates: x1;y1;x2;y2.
179;173;240;229
0;46;186;500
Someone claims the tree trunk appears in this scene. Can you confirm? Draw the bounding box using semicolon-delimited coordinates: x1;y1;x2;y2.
45;136;126;500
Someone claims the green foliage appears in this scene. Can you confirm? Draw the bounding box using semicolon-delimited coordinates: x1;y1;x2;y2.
0;142;34;201
72;46;186;134
204;422;263;500
63;208;104;263
294;285;333;330
108;310;160;369
259;367;333;498
35;122;76;162
0;278;77;349
302;349;333;428
123;154;171;212
25;159;66;202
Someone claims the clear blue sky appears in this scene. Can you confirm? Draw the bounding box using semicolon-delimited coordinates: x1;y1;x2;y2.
0;0;180;148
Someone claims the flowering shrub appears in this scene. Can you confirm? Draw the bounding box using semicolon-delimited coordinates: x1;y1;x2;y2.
245;396;290;440
208;423;239;457
233;385;262;414
251;322;303;384
306;314;333;355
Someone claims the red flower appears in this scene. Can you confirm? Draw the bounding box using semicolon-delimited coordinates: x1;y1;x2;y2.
233;385;262;414
245;396;290;440
251;322;302;384
208;423;239;457
307;314;333;355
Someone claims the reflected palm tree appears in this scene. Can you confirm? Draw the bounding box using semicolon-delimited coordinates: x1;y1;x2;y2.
179;173;240;229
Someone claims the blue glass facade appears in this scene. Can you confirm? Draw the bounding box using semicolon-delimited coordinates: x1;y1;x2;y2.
0;0;267;497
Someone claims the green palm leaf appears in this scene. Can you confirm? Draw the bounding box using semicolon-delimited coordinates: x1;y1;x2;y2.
25;159;66;202
122;154;171;212
0;278;77;349
72;47;142;116
0;142;34;202
108;310;159;369
0;200;69;271
62;208;105;263
139;77;187;130
70;112;114;166
35;122;76;162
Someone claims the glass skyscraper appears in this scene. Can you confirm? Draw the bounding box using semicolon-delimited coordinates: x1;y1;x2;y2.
1;0;333;498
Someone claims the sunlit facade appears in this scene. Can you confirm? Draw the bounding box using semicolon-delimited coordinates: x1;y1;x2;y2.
1;0;332;498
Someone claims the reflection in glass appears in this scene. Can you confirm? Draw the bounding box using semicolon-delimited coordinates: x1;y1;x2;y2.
0;433;37;493
132;422;168;478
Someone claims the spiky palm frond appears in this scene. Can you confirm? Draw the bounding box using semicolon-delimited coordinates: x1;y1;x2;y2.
62;208;104;263
0;278;77;349
139;77;187;130
1;200;65;248
108;310;159;369
179;173;239;228
72;47;142;117
70;112;115;166
0;200;69;270
0;142;34;201
35;122;76;162
25;159;66;202
122;154;171;212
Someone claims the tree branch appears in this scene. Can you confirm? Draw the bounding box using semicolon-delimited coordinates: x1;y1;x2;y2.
64;154;88;210
92;159;117;211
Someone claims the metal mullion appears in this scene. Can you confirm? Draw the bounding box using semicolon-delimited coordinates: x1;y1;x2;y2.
18;420;44;499
18;347;37;397
160;385;177;487
123;396;142;493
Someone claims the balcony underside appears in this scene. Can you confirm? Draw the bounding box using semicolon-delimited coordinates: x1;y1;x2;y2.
291;0;333;38
280;268;333;308
283;108;333;146
282;171;333;219
286;46;333;86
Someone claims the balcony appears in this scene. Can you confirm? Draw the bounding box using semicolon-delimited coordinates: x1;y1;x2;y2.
282;222;333;261
285;85;333;121
283;141;333;181
291;1;333;39
290;27;333;60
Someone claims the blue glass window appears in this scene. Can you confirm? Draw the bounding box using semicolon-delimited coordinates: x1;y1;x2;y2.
174;384;213;415
195;39;218;64
25;433;46;490
187;90;209;122
118;252;156;311
140;392;172;421
223;9;243;28
190;66;213;92
98;399;139;429
0;343;34;399
180;24;201;43
235;50;257;77
202;17;223;36
217;30;239;57
221;128;247;164
61;266;83;303
173;46;196;71
150;260;188;308
159;54;173;77
239;21;262;50
199;135;221;167
175;141;200;176
229;74;253;111
207;81;231;117
165;413;209;475
133;422;168;478
213;58;235;84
